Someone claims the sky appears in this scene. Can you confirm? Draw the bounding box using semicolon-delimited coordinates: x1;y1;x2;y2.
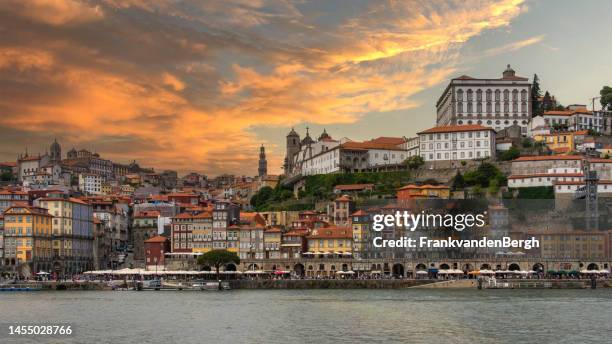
1;0;611;176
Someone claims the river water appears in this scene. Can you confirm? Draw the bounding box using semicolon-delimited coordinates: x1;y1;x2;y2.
1;289;611;343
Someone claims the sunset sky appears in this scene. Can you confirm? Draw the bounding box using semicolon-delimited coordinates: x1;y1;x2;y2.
1;0;611;176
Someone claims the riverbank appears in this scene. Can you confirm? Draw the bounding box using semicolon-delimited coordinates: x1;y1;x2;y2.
2;278;612;290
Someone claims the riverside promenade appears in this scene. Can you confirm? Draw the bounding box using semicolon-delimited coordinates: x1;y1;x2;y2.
2;278;612;291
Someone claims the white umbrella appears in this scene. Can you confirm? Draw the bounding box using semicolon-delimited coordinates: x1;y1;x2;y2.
416;270;428;274
36;271;50;275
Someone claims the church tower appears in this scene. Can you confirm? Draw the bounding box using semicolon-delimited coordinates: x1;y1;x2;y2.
258;145;267;177
50;139;61;163
284;128;301;174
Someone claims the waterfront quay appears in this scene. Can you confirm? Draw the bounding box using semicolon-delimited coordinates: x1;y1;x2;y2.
234;257;610;278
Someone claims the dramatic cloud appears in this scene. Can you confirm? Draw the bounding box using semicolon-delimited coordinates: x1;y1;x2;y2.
0;0;529;175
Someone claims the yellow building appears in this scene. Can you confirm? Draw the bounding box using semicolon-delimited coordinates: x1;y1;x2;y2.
3;205;53;273
101;182;113;195
397;184;451;200
533;130;587;154
264;227;282;259
120;184;135;196
192;212;213;254
307;226;352;255
535;231;607;260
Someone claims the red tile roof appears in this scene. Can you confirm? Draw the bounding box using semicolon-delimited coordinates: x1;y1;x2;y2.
135;210;161;218
508;173;583;180
335;195;352;202
364;137;406;145
340;141;405;151
418;124;494;134
284;229;309;236
554;180;612;185
307;226;352;239
398;184;449;190
265;227;282;233
173;212;194;219
333;183;374;191
144;235;168;243
512;155;583;162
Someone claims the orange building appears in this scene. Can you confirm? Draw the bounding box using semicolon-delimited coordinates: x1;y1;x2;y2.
397;184;451;201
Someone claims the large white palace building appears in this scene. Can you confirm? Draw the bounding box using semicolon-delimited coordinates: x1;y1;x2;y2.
436;65;532;133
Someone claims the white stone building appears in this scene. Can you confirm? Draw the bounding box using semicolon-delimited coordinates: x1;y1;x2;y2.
510;156;611;181
436;65;531;133
399;137;420;158
289;130;408;176
508;167;584;188
417;124;496;162
78;173;102;195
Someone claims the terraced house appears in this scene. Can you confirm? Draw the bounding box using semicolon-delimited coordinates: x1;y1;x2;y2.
132;211;161;262
3;205;53;274
192;212;213;254
36;196;94;275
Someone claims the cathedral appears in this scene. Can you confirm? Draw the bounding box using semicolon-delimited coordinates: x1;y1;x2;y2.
284;127;339;176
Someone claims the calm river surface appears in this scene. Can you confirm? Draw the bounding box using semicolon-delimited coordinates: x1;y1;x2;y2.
1;289;611;343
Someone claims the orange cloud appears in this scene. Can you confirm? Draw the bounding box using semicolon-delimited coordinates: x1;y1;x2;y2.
0;0;104;26
0;0;530;176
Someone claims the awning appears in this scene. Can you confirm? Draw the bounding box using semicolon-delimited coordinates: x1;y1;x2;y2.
336;271;355;274
244;270;267;274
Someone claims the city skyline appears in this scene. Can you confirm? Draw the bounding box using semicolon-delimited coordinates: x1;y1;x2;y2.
1;0;611;176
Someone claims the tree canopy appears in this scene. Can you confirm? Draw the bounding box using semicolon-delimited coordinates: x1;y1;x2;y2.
600;86;612;110
197;250;240;280
531;74;542;117
402;155;425;169
250;184;294;210
498;146;520;161
463;163;507;188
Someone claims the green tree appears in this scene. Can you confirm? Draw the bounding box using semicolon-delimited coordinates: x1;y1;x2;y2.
498;146;520;161
197;250;240;282
0;171;12;182
521;138;533;148
250;186;274;208
542;91;553;111
452;171;465;190
600;86;612;110
464;163;505;188
531;74;542;117
402;155;424;169
488;178;500;195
